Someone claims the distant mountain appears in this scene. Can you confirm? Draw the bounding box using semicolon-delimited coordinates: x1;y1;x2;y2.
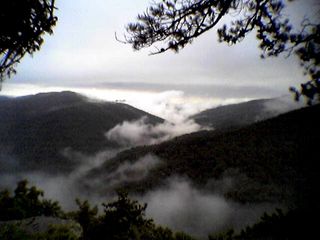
83;104;319;209
0;91;163;173
190;98;302;130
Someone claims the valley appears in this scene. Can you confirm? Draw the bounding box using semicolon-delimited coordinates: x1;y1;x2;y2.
0;91;317;238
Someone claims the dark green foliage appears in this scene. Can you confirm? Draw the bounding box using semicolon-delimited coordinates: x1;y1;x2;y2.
82;191;153;240
208;229;234;240
71;191;197;240
72;199;98;240
0;180;62;221
0;223;81;240
2;180;316;240
175;231;198;240
0;224;33;240
209;208;319;240
100;191;151;239
147;226;175;240
126;0;319;103
0;0;57;83
35;224;81;240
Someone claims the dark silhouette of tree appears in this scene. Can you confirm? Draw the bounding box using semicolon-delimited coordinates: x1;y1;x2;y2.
0;0;57;85
72;199;98;240
73;191;196;240
124;0;320;104
0;180;62;220
96;191;153;240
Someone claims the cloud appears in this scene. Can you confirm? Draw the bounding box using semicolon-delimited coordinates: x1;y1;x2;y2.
94;154;161;191
60;148;120;173
139;177;276;239
261;95;305;118
130;90;210;123
2;83;269;125
0;149;278;239
0;148;121;210
105;116;205;147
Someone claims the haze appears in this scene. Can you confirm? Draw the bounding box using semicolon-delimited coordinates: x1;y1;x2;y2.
1;0;318;118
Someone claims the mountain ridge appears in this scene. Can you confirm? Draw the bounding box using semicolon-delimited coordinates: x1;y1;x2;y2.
83;104;319;209
0;91;163;173
190;97;301;130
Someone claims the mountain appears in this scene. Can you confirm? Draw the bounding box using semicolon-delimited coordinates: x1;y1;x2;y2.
0;91;163;173
190;98;301;130
83;104;319;209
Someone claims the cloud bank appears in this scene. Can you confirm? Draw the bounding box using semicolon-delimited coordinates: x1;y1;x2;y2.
106;116;206;147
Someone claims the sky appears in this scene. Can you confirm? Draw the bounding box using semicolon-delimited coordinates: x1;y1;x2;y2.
1;0;319;118
0;2;318;234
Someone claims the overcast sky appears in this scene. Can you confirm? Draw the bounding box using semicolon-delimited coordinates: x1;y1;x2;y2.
1;0;318;116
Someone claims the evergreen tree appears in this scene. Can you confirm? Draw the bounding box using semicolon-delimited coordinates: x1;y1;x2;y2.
0;0;57;83
125;0;320;103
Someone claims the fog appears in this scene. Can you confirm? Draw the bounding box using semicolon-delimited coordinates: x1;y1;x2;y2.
0;149;121;209
106;154;160;184
0;153;278;239
0;94;293;238
138;177;276;239
262;95;306;117
0;147;277;238
80;154;162;196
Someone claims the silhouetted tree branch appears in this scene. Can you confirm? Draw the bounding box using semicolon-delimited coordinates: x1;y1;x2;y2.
0;0;57;86
125;0;320;104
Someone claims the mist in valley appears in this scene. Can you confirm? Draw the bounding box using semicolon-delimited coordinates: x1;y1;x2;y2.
0;151;277;238
0;95;300;237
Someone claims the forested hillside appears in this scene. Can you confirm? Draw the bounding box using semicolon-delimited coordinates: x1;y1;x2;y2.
0;92;163;173
1;92;318;238
84;104;319;209
191;98;300;130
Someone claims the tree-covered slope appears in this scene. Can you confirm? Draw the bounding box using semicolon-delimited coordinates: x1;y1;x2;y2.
84;104;319;208
190;98;300;130
0;91;163;173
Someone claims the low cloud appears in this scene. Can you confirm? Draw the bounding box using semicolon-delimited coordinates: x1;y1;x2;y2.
60;148;120;173
262;95;305;117
139;177;276;239
0;148;121;210
87;154;161;193
106;116;205;147
1;151;278;238
126;90;218;123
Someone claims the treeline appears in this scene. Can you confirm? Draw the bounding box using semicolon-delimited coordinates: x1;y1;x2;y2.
0;180;317;240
